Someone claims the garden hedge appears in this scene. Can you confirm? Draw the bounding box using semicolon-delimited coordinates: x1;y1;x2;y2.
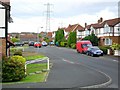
2;56;26;82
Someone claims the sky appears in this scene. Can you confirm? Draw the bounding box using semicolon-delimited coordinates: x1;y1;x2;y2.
8;0;119;33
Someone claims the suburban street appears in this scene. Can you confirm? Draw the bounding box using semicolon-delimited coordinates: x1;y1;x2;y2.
3;46;118;89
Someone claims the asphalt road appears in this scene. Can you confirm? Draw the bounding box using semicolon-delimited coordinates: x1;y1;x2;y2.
2;46;118;89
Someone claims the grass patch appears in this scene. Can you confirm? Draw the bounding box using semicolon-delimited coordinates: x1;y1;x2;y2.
19;72;47;83
24;55;45;61
27;63;47;73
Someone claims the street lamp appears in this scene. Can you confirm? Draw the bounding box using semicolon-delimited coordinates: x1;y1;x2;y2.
37;27;43;52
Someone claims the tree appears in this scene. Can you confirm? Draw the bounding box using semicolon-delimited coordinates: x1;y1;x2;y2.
54;29;65;46
83;33;98;46
67;31;77;47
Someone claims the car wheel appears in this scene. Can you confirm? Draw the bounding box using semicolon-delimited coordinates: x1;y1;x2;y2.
86;52;89;56
91;53;94;57
77;50;80;53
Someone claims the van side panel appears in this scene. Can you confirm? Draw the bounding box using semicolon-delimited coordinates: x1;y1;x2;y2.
76;41;92;53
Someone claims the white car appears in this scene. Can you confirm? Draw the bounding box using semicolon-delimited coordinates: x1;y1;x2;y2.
42;41;47;46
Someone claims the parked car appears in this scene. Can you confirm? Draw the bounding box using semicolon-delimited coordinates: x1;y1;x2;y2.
14;42;24;46
86;46;103;57
28;41;34;46
76;40;92;53
42;41;48;46
49;41;54;46
34;42;42;48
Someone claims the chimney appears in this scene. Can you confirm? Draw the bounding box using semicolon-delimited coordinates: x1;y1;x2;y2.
85;23;87;27
100;17;103;22
98;17;103;23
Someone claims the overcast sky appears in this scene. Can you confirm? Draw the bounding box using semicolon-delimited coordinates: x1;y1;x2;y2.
8;0;119;33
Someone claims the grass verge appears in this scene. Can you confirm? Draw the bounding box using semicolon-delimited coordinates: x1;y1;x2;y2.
24;55;45;61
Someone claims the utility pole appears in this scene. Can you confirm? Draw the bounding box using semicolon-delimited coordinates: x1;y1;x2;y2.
44;3;53;33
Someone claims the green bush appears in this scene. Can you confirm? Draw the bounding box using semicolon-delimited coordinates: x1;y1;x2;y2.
2;56;26;82
99;46;110;54
10;48;23;56
60;42;67;47
14;51;22;56
110;43;120;50
70;43;76;49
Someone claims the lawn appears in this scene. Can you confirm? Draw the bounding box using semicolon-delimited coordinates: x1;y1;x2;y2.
27;63;47;73
19;63;48;83
19;72;47;83
24;55;45;61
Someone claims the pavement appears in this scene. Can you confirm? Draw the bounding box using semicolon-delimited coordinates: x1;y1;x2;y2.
103;55;119;61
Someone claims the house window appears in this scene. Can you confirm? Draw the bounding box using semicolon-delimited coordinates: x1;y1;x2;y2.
104;24;110;33
105;38;112;45
85;30;89;36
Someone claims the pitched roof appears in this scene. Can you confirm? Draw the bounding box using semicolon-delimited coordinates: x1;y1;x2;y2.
65;24;84;32
20;34;37;38
0;0;10;6
85;25;91;30
91;23;103;29
47;32;53;38
103;17;120;27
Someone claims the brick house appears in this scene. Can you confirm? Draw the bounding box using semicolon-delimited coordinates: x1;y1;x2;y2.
84;17;120;46
55;17;120;47
19;33;37;42
65;24;84;40
0;0;14;56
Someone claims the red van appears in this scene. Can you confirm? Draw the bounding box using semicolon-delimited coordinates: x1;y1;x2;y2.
76;40;92;53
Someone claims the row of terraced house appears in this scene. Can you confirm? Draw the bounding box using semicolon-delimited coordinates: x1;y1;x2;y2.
55;17;120;46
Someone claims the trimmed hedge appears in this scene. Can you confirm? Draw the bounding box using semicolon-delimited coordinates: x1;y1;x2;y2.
14;51;22;56
98;46;111;54
2;56;26;82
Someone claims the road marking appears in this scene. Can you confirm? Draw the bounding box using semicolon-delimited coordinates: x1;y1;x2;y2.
113;60;118;62
62;58;75;64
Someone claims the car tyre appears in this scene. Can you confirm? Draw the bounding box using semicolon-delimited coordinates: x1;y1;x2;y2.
91;53;94;57
86;52;89;56
77;50;80;53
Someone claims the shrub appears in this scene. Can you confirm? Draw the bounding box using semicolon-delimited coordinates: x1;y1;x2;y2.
60;42;67;47
99;46;110;54
14;50;22;56
70;43;76;49
2;56;26;82
110;43;120;50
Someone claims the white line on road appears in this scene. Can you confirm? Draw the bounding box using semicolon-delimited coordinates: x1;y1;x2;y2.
62;58;75;64
113;60;118;62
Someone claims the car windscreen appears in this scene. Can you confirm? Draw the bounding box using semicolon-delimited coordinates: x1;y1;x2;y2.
82;44;92;48
91;48;100;51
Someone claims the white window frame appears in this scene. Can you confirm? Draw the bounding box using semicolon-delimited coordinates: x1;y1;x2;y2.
105;38;112;45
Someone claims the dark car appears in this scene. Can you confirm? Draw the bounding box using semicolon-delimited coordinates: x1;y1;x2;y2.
14;42;24;46
28;41;34;46
86;46;103;57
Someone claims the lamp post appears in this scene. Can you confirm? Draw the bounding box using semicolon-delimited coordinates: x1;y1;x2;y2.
37;27;43;52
